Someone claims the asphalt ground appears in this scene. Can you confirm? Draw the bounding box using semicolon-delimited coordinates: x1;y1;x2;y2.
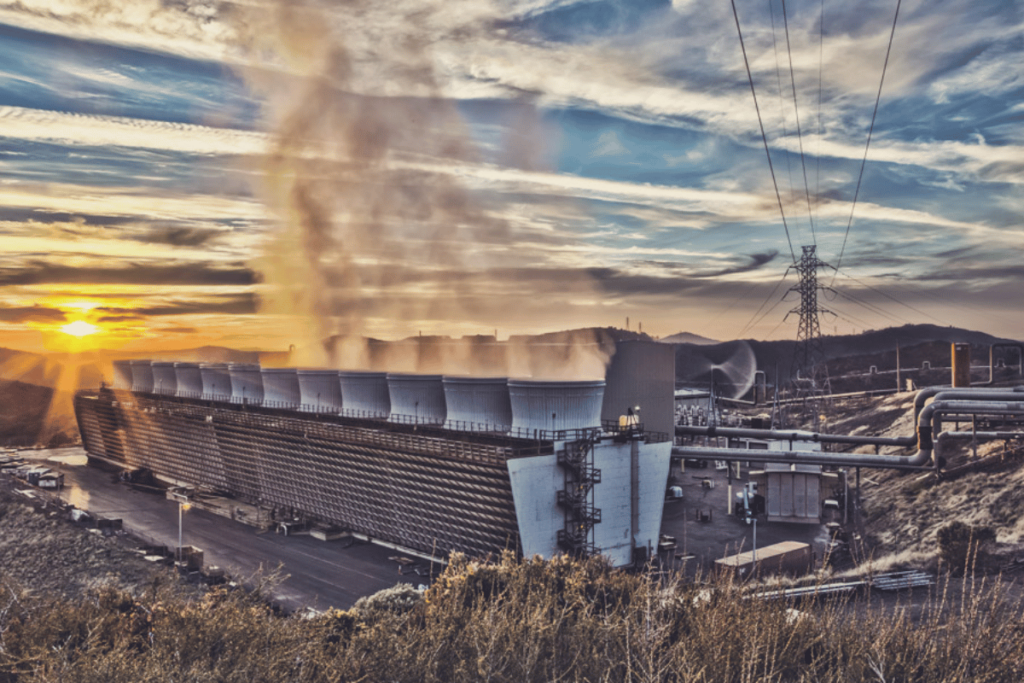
12;446;837;610
659;459;833;577
13;447;429;612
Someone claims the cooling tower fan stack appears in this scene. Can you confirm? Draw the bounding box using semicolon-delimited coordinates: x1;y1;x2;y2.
681;341;758;403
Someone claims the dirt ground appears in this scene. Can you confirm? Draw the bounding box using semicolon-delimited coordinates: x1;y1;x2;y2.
761;391;1024;575
0;475;186;600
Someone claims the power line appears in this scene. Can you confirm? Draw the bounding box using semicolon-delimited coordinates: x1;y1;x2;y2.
735;266;792;338
832;267;947;325
815;0;825;237
831;0;903;280
768;0;798;219
832;288;908;326
730;0;797;263
780;0;817;246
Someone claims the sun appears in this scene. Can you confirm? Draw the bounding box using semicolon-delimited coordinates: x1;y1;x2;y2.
61;320;100;337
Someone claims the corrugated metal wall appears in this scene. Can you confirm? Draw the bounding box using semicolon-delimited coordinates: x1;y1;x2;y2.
601;340;675;438
73;390;522;558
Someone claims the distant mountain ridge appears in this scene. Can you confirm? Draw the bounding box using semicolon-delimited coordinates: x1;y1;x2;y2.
674;323;1022;394
0;323;1016;392
658;331;719;345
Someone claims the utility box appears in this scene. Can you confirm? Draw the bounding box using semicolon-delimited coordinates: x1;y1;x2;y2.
715;540;813;579
762;464;824;524
176;545;204;571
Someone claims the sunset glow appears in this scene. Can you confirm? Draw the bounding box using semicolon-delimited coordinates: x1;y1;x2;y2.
60;320;99;338
0;0;1019;359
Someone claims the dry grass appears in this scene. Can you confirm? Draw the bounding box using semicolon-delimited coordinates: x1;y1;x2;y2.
3;552;1024;682
2;471;1024;682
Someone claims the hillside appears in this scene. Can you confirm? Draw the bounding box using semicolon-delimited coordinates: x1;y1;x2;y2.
674;324;1022;395
658;331;719;345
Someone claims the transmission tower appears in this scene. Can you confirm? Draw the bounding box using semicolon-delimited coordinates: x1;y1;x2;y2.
790;245;832;376
784;245;834;427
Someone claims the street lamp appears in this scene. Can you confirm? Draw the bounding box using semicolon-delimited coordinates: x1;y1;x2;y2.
170;490;191;562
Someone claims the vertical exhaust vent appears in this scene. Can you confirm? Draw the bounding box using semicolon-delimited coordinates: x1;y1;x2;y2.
151;362;178;396
338;371;391;418
200;363;232;402
228;363;263;405
442;376;512;432
129;360;154;394
297;369;343;413
261;368;301;409
174;362;203;398
112;360;133;390
387;374;447;425
508;379;606;435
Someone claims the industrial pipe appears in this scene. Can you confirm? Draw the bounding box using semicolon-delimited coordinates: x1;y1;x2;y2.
979;344;1024;386
678;388;1024;449
718;370;768;407
673;399;1024;472
912;386;1024;422
675;424;916;448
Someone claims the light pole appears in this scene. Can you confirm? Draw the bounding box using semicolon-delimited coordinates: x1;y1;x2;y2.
170;490;191;562
747;516;757;566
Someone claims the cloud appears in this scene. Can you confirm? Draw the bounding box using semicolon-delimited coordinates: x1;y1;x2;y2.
0;305;67;323
0;261;259;286
129;225;224;247
97;294;257;317
0;106;266;156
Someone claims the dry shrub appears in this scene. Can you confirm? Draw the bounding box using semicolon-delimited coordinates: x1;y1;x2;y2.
3;553;1024;682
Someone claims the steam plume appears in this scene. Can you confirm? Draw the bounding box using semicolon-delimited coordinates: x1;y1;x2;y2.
237;0;608;378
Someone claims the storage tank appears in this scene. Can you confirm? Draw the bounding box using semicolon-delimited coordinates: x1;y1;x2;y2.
151;361;178;396
508;379;605;434
387;373;447;425
338;371;390;418
200;363;232;402
443;376;512;432
297;369;342;413
129;360;154;394
262;367;301;408
112;360;133;390
174;362;203;398
228;363;263;404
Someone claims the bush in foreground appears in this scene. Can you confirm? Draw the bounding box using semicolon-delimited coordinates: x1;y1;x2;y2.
2;552;1024;682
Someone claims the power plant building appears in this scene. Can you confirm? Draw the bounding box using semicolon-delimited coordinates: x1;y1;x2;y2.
74;341;674;566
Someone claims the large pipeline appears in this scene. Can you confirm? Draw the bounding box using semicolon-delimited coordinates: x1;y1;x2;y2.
980;343;1024;386
677;386;1024;450
673;394;1024;471
676;424;915;448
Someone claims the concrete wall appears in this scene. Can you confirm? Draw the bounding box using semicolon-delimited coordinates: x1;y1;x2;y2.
507;438;672;567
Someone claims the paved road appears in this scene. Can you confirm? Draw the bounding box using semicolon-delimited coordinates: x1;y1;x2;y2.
18;448;425;611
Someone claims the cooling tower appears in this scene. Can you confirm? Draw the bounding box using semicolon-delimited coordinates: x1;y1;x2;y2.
443;376;512;432
297;369;343;413
387;374;447;424
129;360;154;394
337;371;390;418
174;362;203;398
507;379;606;433
262;367;301;408
601;340;676;437
200;363;232;401
151;361;178;396
112;360;133;390
228;363;263;404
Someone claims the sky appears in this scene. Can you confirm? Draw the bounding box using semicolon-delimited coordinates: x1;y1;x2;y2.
0;0;1021;359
